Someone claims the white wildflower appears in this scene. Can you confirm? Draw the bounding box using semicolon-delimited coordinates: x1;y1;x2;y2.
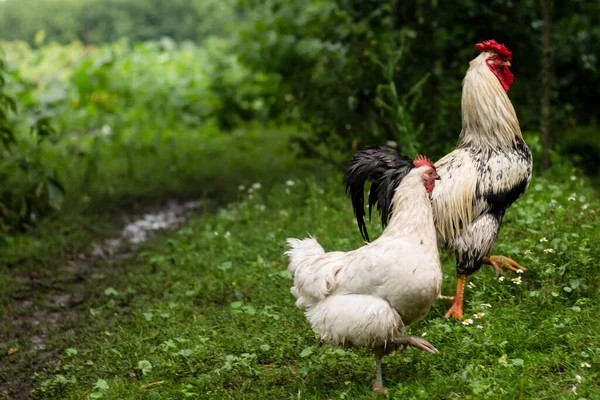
570;385;577;394
286;180;295;186
576;375;582;383
248;188;254;193
258;204;266;212
581;204;589;210
540;237;548;242
385;140;398;148
570;175;576;181
516;269;524;274
462;319;474;326
467;282;476;289
568;192;576;201
224;231;231;239
238;185;246;191
481;304;492;308
498;276;505;282
421;332;427;337
512;277;522;285
523;250;533;255
101;125;112;136
544;248;553;253
252;182;262;190
476;325;484;329
549;199;557;206
568;196;576;201
473;312;485;319
581;362;591;368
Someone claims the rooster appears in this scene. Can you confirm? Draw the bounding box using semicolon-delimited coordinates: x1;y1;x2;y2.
344;40;532;320
286;157;441;393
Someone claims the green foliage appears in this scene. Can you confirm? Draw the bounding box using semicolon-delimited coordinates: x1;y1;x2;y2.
0;39;287;230
0;0;237;45
234;0;431;161
0;54;64;231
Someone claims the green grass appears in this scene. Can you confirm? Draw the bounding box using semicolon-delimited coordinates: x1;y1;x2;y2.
13;167;598;399
0;123;327;398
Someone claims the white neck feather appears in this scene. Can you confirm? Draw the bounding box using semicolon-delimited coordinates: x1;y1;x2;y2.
458;52;522;151
381;168;435;239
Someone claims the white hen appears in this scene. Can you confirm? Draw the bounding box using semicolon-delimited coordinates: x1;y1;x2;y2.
285;157;442;392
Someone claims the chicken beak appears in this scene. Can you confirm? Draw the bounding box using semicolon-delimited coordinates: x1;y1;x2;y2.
503;61;511;67
434;173;441;181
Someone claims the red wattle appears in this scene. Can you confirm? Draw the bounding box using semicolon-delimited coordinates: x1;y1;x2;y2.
488;64;514;92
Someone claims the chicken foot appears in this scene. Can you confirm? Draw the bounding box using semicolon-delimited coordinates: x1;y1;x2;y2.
395;336;439;354
444;274;466;320
484;256;526;276
372;337;438;394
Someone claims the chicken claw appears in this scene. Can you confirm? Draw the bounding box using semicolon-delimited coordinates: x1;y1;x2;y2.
484;255;527;276
395;336;438;354
444;274;466;320
444;301;463;320
372;383;388;395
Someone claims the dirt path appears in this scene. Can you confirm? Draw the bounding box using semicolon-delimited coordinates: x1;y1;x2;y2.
1;200;201;399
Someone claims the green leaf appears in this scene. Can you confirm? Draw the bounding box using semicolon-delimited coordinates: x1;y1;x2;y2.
104;287;120;296
511;358;524;367
44;177;65;210
66;348;78;356
218;261;232;272
242;305;256;315
93;379;109;391
178;349;194;357
230;301;243;309
299;346;314;357
137;360;152;376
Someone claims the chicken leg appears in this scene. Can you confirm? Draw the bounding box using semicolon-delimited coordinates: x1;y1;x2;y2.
444;275;466;320
372;337;438;393
484;256;526;276
373;350;386;394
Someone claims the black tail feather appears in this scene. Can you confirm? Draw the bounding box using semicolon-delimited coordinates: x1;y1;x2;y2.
343;146;414;241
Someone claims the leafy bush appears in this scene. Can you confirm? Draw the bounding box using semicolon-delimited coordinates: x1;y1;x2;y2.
233;0;431;162
0;55;63;232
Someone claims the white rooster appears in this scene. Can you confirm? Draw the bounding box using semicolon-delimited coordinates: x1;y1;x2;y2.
285;156;441;393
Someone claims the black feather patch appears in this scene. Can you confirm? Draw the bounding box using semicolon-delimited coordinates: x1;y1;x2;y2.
343;146;414;241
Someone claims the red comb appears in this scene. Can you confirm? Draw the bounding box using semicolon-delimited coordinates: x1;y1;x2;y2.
413;155;435;170
475;40;512;60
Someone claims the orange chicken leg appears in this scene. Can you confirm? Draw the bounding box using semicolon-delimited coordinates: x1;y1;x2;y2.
444;275;466;320
484;255;526;276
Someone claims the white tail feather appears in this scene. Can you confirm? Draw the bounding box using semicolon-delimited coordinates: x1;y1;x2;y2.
285;237;342;309
285;237;324;274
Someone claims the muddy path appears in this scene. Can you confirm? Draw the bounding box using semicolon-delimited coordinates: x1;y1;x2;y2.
1;199;202;399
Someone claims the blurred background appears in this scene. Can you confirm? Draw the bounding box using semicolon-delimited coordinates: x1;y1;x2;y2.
0;0;599;231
